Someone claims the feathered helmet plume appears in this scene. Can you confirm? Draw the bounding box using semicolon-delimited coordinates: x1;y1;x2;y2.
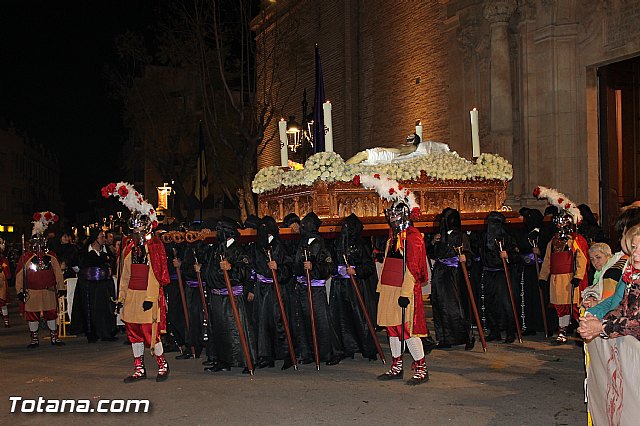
532;186;582;224
101;182;158;229
352;173;421;219
32;211;59;236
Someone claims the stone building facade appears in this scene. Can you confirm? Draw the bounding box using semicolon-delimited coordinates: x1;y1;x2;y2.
254;0;640;237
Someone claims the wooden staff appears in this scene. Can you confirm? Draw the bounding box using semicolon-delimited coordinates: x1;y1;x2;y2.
267;249;298;370
529;238;549;338
453;246;487;352
220;254;254;375
496;239;523;343
192;249;211;343
343;254;386;364
303;248;320;371
172;247;195;357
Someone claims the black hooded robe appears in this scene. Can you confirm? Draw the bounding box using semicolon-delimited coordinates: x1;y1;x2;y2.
250;216;296;363
329;214;378;359
292;213;343;363
428;208;473;346
481;212;520;339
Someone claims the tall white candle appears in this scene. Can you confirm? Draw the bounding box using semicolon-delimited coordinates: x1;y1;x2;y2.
323;101;333;152
470;108;480;158
415;120;423;143
278;118;288;166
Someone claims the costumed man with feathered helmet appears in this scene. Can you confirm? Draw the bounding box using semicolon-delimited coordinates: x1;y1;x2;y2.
15;211;66;348
102;182;171;382
0;237;12;327
367;174;430;385
534;186;589;345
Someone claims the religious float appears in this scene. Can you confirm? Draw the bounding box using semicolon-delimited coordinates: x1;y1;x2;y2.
252;147;516;234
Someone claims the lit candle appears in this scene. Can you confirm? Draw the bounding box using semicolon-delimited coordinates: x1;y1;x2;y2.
278;118;288;167
323;101;333;152
470;108;480;158
415;119;423;143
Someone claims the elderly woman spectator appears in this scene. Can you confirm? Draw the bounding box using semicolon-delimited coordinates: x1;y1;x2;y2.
579;224;640;340
581;243;625;309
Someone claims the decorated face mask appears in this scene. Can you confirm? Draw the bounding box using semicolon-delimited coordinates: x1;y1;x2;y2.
385;202;410;234
554;212;575;241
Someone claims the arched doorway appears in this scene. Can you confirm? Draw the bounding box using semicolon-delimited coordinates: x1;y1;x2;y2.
598;56;640;244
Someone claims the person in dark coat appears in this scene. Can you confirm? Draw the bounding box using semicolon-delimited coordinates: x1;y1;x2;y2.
427;208;475;349
202;218;256;373
292;212;343;365
513;208;547;335
70;228;118;342
250;216;296;369
330;213;379;360
481;212;520;343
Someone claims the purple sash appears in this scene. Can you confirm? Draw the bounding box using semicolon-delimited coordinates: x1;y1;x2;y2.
520;253;542;265
436;257;460;268
186;280;205;288
296;276;327;287
211;285;243;296
256;273;273;284
334;264;355;279
78;267;111;281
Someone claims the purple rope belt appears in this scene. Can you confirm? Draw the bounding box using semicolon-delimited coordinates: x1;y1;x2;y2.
211;285;243;296
436;257;460;268
255;273;273;284
296;276;327;287
186;280;206;288
520;253;542;265
334;264;356;279
78;267;111;281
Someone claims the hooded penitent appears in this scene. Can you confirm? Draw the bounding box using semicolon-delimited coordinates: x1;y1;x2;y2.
257;216;279;248
300;212;322;240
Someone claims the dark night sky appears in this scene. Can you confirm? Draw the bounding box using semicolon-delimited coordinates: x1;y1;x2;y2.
0;1;155;220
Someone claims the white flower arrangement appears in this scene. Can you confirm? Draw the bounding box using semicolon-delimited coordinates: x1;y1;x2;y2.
252;151;513;194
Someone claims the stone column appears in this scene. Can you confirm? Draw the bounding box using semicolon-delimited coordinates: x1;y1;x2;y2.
483;0;516;163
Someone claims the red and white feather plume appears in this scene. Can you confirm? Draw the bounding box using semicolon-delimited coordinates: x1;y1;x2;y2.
532;185;582;224
101;182;158;228
353;173;420;218
32;211;59;236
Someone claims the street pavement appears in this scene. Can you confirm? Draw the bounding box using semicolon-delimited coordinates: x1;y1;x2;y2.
0;302;587;425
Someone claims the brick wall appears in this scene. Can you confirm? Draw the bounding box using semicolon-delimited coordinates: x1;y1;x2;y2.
255;0;449;169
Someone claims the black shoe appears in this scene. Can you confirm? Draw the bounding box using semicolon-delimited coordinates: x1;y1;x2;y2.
281;359;295;370
504;335;516;344
325;356;342;366
213;364;231;372
202;358;217;366
257;359;275;369
175;352;194;360
435;343;452;350
486;334;501;342
465;337;476;351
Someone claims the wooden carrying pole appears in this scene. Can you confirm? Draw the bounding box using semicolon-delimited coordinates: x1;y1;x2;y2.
267;250;298;370
343;254;386;363
454;246;487;352
220;255;254;375
496;240;523;343
529;238;550;338
303;248;321;371
172;247;195;357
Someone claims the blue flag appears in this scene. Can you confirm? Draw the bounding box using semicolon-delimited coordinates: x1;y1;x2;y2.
312;43;325;153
